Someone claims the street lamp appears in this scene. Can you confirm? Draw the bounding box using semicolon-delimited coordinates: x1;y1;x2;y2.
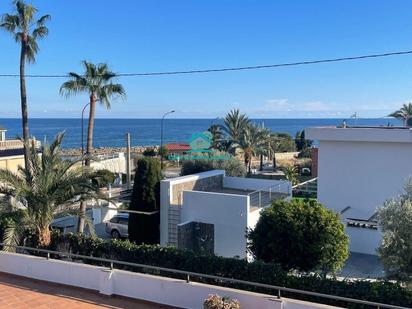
160;110;175;169
81;102;90;166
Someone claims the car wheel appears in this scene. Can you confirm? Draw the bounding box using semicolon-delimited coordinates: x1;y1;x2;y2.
111;230;120;239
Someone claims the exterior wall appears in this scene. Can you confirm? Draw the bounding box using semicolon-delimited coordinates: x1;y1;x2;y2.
90;153;127;174
306;127;412;255
160;170;225;246
223;176;291;194
311;148;318;177
0;155;25;173
181;190;249;257
0;251;343;309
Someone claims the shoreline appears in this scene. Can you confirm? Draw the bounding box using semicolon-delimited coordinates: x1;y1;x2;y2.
61;145;159;157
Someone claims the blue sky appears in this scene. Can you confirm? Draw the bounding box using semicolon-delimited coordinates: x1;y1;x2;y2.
1;0;412;118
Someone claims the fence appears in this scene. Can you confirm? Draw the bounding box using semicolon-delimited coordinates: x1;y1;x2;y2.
248;181;291;209
0;243;408;309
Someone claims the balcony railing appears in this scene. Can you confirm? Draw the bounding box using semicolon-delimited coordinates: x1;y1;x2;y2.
248;181;291;209
0;243;406;309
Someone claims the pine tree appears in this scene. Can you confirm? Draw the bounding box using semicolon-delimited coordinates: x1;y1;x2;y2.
128;157;162;244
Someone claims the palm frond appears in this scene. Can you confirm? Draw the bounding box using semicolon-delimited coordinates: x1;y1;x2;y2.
0;14;20;33
36;14;50;27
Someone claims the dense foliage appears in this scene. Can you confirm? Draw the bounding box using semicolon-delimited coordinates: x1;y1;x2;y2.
248;199;349;272
378;181;412;282
47;233;412;307
142;147;157;157
180;158;246;177
128;157;162;244
92;169;116;187
0;134;103;247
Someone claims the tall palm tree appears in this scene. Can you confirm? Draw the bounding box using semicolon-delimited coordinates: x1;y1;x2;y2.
60;61;126;166
389;103;412;126
0;1;50;172
221;109;250;152
237;123;265;173
60;61;125;232
0;133;103;248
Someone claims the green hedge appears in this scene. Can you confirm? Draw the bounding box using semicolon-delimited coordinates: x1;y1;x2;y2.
48;233;412;308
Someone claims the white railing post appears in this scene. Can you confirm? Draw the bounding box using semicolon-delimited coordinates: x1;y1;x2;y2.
259;191;261;208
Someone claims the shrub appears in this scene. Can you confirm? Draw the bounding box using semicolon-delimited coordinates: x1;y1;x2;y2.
297;147;312;158
378;181;412;282
92;169;116;187
47;233;412;307
142;148;157;157
128;157;162;244
180;158;246;177
248;199;349;272
272;133;296;152
203;294;240;309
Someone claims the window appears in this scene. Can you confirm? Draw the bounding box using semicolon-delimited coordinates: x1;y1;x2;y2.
118;218;128;225
110;217;119;223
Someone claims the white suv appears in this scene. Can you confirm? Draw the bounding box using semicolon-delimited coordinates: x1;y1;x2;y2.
105;213;129;239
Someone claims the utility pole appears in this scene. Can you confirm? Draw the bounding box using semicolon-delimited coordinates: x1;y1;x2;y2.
126;133;131;190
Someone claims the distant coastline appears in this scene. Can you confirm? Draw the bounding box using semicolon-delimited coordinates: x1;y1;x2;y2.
0;118;401;149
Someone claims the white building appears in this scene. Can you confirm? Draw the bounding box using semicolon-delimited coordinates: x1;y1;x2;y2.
306;126;412;255
160;170;291;258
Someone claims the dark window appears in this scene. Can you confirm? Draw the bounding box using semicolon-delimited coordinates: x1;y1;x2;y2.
118;218;128;225
110;217;119;223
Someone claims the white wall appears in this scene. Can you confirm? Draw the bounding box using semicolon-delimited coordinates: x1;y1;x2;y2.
223;176;291;195
160;170;225;246
0;252;343;309
310;137;412;254
182;190;249;258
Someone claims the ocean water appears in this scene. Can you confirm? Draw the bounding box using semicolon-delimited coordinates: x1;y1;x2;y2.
0;118;401;149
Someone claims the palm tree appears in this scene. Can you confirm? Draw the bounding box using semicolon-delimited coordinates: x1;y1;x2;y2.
0;133;103;248
60;61;125;233
237;123;265;173
60;61;126;166
389;103;412;126
0;1;50;172
221;109;250;152
207;124;224;150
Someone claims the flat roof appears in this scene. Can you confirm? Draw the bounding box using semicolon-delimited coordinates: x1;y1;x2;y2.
305;126;412;143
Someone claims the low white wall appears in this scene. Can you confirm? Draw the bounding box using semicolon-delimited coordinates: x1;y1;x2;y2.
223;176;291;194
0;252;342;309
0;251;278;308
182;190;249;258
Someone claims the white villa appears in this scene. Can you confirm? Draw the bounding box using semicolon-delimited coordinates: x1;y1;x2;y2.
160;170;291;258
306;126;412;255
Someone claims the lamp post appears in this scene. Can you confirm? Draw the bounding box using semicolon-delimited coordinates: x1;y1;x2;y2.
160;110;175;170
81;102;90;166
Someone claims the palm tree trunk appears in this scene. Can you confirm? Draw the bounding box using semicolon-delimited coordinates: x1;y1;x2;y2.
85;95;96;167
78;95;95;233
19;37;30;172
273;154;277;171
259;154;263;171
38;227;51;247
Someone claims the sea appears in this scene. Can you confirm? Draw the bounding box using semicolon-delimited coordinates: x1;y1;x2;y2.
0;118;401;149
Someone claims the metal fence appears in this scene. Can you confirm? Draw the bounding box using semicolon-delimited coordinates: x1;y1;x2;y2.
292;177;318;196
0;243;408;309
248;181;290;209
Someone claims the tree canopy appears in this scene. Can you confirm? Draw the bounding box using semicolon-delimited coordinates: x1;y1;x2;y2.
248;199;349;272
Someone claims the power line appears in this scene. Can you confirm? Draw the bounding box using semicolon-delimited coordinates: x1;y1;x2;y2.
0;50;412;78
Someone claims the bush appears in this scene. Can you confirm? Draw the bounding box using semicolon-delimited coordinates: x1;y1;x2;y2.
248;199;349;272
142;148;157;157
180;158;246;177
92;169;116;188
297;147;312;158
272;133;296;152
47;233;412;307
128;157;162;244
378;181;412;282
203;294;240;309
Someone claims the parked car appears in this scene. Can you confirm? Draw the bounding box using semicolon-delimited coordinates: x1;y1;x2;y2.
105;213;129;239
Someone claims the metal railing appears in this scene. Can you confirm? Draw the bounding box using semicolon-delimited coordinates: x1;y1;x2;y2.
292;177;318;195
248;181;291;209
0;243;408;309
